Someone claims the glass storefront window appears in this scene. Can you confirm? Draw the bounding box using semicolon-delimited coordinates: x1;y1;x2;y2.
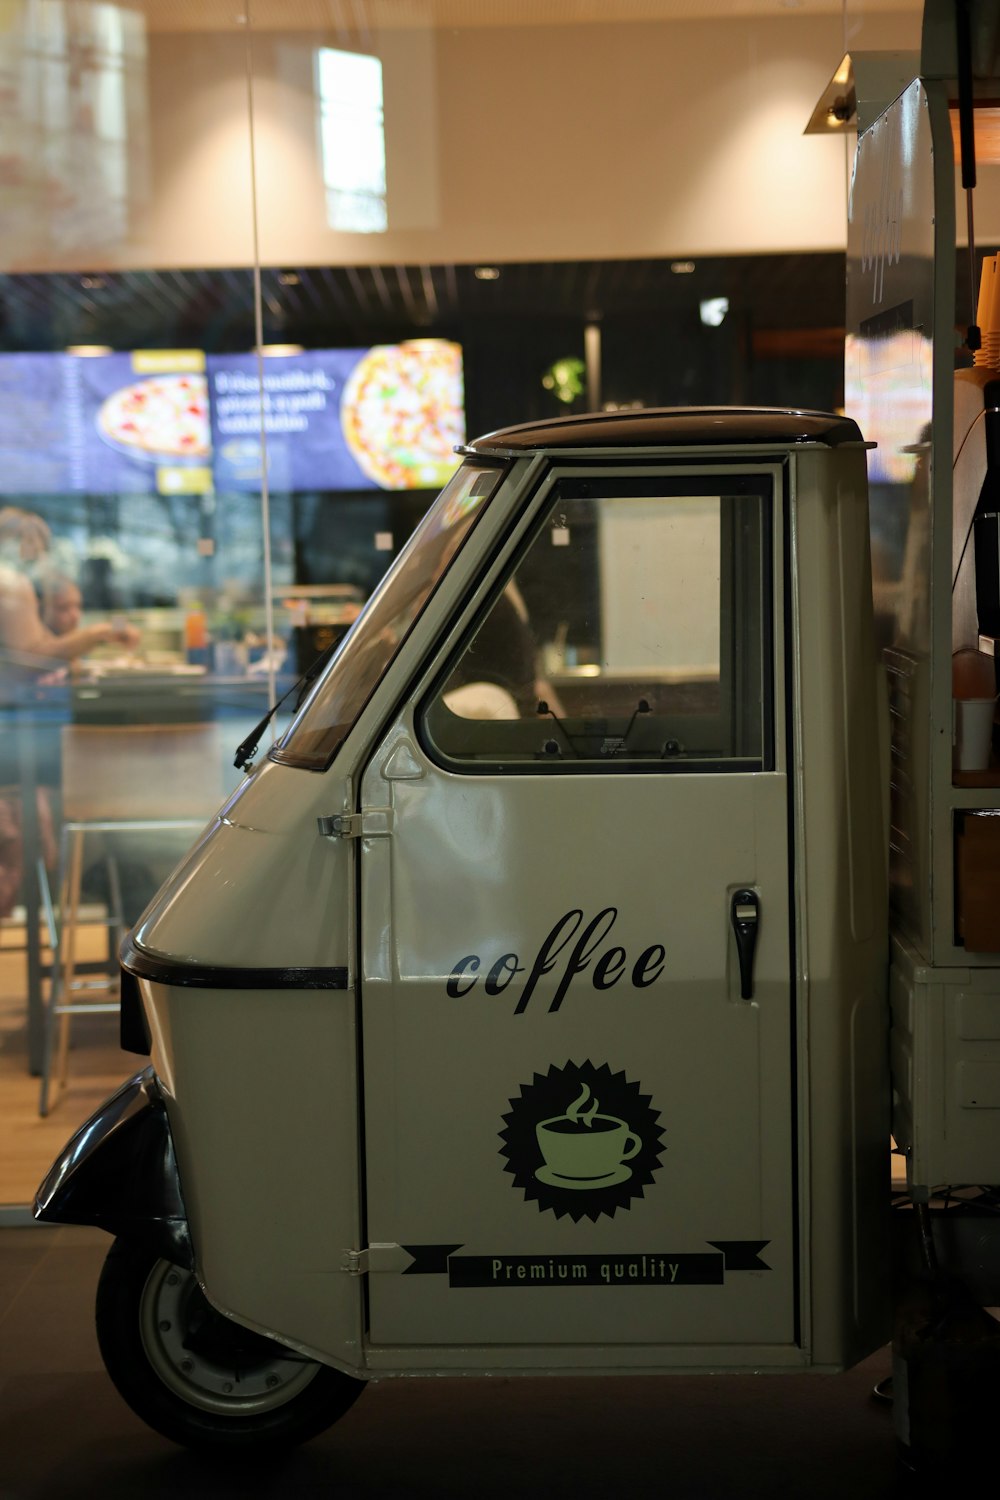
0;2;268;1203
0;0;923;1205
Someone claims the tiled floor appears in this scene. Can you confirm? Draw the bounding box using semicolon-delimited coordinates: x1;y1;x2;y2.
0;1225;902;1500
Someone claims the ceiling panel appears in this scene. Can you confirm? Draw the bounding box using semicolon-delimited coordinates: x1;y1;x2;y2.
0;253;850;353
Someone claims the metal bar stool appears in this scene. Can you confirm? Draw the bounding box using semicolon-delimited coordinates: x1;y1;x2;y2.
39;722;226;1116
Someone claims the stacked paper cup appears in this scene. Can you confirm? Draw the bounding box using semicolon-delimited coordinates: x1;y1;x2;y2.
975;253;1000;371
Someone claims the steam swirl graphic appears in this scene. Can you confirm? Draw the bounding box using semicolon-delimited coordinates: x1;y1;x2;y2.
566;1083;600;1127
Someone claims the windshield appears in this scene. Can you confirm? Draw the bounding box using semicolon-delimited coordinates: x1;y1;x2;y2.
273;460;506;768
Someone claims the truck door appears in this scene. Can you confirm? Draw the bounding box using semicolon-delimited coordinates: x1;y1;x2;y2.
358;466;797;1359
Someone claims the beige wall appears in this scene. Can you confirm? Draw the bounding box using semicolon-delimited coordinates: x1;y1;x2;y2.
1;6;925;274
245;14;857;269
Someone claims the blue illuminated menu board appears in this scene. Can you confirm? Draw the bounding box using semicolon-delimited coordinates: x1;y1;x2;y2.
208;350;367;492
76;350;212;494
0;349;211;496
0;354;79;493
207;342;464;492
0;341;464;496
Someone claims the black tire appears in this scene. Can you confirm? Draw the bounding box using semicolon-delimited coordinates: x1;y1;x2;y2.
95;1236;364;1452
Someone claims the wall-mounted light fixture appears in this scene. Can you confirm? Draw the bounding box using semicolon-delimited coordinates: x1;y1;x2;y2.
805;52;920;138
804;54;856;134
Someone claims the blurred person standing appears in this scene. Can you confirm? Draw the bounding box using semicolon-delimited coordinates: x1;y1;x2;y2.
0;509;138;915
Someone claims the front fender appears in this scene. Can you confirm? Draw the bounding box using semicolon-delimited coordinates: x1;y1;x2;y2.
33;1067;193;1268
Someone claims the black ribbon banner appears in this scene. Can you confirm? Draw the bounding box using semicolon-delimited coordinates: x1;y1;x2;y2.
402;1244;464;1275
401;1241;770;1288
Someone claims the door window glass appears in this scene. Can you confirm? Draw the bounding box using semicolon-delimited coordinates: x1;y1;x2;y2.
422;477;772;772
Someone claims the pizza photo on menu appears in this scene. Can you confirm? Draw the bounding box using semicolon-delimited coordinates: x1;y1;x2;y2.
97;373;211;462
340;340;465;490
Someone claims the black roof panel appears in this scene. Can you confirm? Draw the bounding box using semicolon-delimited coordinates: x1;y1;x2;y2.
466;406;863;453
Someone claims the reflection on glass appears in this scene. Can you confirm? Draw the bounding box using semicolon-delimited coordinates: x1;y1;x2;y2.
424;489;764;771
0;1;148;263
845;321;933;652
277;461;503;768
844;326;933;486
317;47;387;234
0;7;311;1206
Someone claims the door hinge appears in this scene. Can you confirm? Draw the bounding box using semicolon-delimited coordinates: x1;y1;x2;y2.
318;809;393;840
341;1243;408;1276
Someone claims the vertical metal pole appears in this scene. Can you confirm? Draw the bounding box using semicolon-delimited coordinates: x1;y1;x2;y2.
18;713;44;1075
244;2;279;728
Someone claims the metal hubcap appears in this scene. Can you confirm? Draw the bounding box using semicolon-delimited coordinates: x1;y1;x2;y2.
139;1259;320;1417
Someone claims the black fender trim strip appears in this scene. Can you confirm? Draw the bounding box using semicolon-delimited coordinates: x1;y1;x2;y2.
120;933;350;991
34;1067;194;1268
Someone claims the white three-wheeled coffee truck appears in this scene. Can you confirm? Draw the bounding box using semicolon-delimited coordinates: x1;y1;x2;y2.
33;1;1000;1472
37;406;892;1451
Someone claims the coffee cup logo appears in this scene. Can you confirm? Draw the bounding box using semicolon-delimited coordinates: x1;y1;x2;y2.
501;1060;665;1222
535;1083;642;1189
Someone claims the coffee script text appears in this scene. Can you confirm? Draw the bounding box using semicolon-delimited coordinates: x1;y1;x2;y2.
446;906;666;1014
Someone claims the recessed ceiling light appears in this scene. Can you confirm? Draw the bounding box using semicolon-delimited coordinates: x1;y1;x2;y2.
257;343;305;357
474;266;501;281
79;276;106;291
66;344;113;356
670;260;696;275
699;297;730;328
278;271;301;286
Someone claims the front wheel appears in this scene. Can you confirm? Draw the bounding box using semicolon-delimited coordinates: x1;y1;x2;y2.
95;1238;364;1451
